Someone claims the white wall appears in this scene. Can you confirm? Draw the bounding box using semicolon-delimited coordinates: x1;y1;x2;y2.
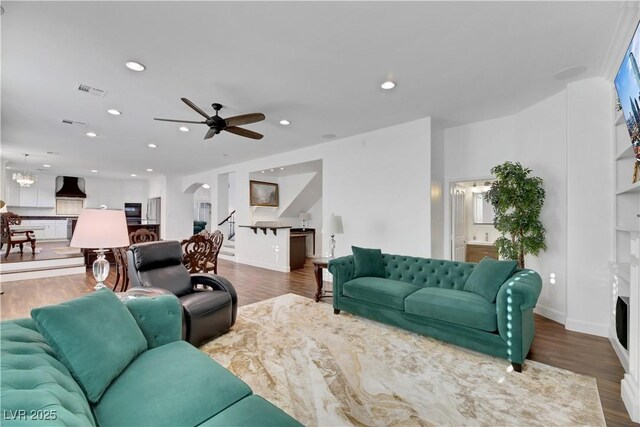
163;174;193;241
181;117;433;266
565;78;613;337
444;78;613;336
431;118;446;259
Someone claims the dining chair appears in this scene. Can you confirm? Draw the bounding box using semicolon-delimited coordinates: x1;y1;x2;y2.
1;212;36;258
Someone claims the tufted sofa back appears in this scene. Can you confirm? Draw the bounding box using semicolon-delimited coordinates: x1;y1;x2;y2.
0;318;97;426
382;254;475;290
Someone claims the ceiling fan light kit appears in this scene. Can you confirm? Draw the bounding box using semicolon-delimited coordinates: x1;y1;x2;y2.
155;98;265;140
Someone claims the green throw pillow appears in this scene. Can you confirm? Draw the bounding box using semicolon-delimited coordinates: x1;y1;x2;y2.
352;246;385;278
464;257;518;303
31;289;147;403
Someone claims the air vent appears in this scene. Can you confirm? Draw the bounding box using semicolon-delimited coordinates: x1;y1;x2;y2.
75;83;106;97
62;119;86;126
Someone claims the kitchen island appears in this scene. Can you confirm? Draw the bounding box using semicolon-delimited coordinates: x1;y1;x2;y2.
237;222;308;272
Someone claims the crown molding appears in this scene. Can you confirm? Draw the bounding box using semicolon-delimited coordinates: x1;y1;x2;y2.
601;2;640;82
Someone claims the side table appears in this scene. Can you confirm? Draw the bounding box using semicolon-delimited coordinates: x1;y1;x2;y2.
312;257;332;302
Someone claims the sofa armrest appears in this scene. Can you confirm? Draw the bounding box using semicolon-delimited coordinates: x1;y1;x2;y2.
124;293;183;349
496;269;542;363
190;273;238;325
328;256;355;298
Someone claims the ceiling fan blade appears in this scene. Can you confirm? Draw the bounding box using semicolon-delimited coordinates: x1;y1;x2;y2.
204;128;217;140
224;113;266;128
154;118;207;124
225;126;263;140
181;98;211;120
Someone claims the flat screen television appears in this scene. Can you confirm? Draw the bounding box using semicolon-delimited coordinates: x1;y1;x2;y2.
615;21;640;161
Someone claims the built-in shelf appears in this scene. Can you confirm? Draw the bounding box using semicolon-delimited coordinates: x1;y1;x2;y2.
617;226;640;233
616;181;640;195
615;110;625;126
616;144;634;160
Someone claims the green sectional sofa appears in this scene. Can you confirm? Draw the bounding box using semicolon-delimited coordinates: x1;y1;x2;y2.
329;253;542;371
0;292;301;427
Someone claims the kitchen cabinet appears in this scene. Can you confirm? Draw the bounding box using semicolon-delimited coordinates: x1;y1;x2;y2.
22;219;69;240
4;179;21;206
4;173;56;208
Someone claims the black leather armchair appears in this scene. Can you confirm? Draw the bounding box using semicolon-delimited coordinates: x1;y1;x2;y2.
127;240;237;347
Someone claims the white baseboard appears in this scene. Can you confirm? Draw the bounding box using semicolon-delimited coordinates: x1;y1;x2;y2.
534;304;566;324
622;374;639;423
236;258;290;273
565;317;609;338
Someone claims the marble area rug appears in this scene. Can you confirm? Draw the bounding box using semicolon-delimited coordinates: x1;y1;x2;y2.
201;293;605;427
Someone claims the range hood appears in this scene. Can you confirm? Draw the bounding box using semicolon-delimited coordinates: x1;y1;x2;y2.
56;176;87;198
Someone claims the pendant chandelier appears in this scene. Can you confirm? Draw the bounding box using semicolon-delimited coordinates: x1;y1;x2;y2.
12;154;37;188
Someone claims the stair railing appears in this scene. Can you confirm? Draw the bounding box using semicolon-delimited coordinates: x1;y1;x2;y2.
218;210;236;240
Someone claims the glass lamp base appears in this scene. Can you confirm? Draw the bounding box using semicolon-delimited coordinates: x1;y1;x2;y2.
330;234;336;258
93;250;110;290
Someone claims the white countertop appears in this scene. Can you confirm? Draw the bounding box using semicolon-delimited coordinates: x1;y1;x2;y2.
466;240;495;246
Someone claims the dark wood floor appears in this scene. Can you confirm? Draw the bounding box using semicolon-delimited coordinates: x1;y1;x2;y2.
0;259;636;426
0;240;81;264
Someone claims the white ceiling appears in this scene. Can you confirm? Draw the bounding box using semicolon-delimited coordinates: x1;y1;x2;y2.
0;1;630;179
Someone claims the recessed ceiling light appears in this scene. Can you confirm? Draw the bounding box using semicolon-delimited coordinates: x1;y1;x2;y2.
261;170;265;173
125;61;146;72
6;166;11;170
43;164;51;168
90;169;98;173
179;126;190;132
553;65;587;81
146;168;153;172
270;169;275;172
381;81;396;90
131;174;137;177
147;143;157;148
202;184;211;189
322;133;336;139
86;132;97;137
280;167;284;170
107;109;122;116
279;119;290;126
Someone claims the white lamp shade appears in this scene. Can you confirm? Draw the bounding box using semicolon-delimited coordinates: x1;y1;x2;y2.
299;212;311;221
70;209;130;249
324;215;343;235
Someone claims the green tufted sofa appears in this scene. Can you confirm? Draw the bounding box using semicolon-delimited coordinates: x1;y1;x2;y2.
329;254;542;371
0;294;301;427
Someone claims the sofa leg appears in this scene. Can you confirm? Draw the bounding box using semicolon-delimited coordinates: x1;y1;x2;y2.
512;363;522;373
334;308;340;315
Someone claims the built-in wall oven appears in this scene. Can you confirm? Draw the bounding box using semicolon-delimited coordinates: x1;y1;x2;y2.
124;203;142;223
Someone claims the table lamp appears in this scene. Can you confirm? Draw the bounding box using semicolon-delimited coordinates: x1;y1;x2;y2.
299;212;311;230
70;208;129;290
324;214;343;258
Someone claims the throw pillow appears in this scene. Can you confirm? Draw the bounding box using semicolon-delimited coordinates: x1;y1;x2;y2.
31;289;148;403
463;257;518;303
352;246;385;278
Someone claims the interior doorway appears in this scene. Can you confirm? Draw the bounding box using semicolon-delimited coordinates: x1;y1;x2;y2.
449;179;497;263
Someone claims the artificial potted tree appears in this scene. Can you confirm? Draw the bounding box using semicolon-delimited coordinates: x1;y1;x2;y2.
485;161;546;268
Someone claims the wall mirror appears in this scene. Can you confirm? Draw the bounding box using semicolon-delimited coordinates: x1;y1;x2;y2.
473;192;495;224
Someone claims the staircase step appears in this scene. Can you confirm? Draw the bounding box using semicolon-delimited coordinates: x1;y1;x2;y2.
220;250;235;256
218;253;235;262
223;243;235;249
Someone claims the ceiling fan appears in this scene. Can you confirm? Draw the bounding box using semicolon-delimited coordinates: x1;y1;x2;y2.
154;98;265;140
